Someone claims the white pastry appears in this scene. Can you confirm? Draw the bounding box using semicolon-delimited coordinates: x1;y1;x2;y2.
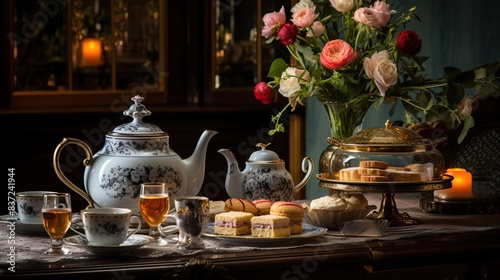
310;195;347;211
341;193;368;211
209;200;226;215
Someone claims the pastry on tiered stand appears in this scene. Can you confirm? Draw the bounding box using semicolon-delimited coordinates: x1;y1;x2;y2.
316;120;452;226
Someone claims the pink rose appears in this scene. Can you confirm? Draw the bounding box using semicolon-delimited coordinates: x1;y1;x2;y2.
320;39;357;70
363;50;397;96
292;7;317;28
458;97;475;117
254;82;276;104
371;1;396;26
307;21;325;37
354;8;377;27
354;1;395;28
329;0;355;13
262;6;286;39
277;22;298;45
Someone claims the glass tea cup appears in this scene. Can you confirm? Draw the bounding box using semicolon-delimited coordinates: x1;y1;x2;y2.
139;182;170;246
174;196;210;249
42;193;72;255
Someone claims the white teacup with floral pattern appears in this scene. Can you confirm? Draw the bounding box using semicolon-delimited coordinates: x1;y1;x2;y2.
16;191;57;224
70;207;142;246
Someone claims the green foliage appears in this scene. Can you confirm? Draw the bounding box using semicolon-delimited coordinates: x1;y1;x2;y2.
267;59;288;79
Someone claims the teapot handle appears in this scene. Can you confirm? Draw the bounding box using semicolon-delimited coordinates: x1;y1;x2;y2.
293;156;314;196
53;138;95;208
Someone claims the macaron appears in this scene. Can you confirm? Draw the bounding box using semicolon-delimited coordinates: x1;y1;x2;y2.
224;198;258;215
252;199;273;215
270;201;305;220
270;201;305;234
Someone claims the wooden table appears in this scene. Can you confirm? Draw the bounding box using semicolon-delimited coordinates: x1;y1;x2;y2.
2;194;500;280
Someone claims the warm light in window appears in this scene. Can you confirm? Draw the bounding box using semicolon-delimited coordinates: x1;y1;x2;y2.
81;38;103;67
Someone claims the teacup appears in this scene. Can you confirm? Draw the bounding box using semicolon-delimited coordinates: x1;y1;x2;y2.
70;207;142;246
16;191;57;224
174;196;210;249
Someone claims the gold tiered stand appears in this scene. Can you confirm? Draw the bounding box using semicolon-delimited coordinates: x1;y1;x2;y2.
316;173;453;226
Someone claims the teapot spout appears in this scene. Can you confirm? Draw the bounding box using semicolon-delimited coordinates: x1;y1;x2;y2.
217;148;245;198
183;130;218;196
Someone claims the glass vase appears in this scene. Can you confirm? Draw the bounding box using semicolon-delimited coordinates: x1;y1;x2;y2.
319;101;372;174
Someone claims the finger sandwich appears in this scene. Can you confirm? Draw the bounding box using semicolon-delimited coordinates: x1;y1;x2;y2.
251;215;290;238
214;211;253;236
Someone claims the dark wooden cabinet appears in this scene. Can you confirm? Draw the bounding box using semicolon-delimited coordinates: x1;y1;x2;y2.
1;0;306;211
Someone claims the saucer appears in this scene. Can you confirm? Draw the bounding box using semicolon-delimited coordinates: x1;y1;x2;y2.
0;214;47;235
64;234;154;255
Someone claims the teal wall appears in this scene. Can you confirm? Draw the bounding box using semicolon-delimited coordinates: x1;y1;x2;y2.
305;0;500;199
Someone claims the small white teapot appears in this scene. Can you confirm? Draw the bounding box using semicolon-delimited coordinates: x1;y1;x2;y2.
218;143;313;201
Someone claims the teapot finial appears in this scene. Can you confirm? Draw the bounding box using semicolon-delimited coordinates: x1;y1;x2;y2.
256;143;271;150
385;119;393;130
123;95;151;122
132;95;144;104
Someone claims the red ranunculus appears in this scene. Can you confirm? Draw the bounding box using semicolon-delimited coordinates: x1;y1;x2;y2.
254;82;276;104
396;30;422;55
277;22;298;45
320;39;357;70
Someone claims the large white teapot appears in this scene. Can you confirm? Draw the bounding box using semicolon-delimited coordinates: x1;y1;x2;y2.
218;143;313;201
53;95;217;214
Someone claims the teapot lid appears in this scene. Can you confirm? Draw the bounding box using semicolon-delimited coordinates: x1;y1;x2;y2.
248;143;282;163
111;95;165;136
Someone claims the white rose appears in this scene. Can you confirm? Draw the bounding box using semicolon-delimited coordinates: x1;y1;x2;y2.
291;0;316;15
363;50;397;96
279;67;310;97
279;67;302;97
329;0;355;13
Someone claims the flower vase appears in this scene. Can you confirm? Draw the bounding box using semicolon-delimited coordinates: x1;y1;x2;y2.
318;101;371;174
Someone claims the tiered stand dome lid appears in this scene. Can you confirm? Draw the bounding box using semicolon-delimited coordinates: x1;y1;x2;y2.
332;120;437;153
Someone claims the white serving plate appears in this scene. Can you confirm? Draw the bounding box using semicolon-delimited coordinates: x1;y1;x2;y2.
203;222;327;246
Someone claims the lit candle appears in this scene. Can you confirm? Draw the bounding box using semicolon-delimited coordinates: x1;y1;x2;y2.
434;168;473;200
81;38;102;67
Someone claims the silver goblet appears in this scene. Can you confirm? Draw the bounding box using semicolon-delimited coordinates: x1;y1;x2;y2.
174;196;210;249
